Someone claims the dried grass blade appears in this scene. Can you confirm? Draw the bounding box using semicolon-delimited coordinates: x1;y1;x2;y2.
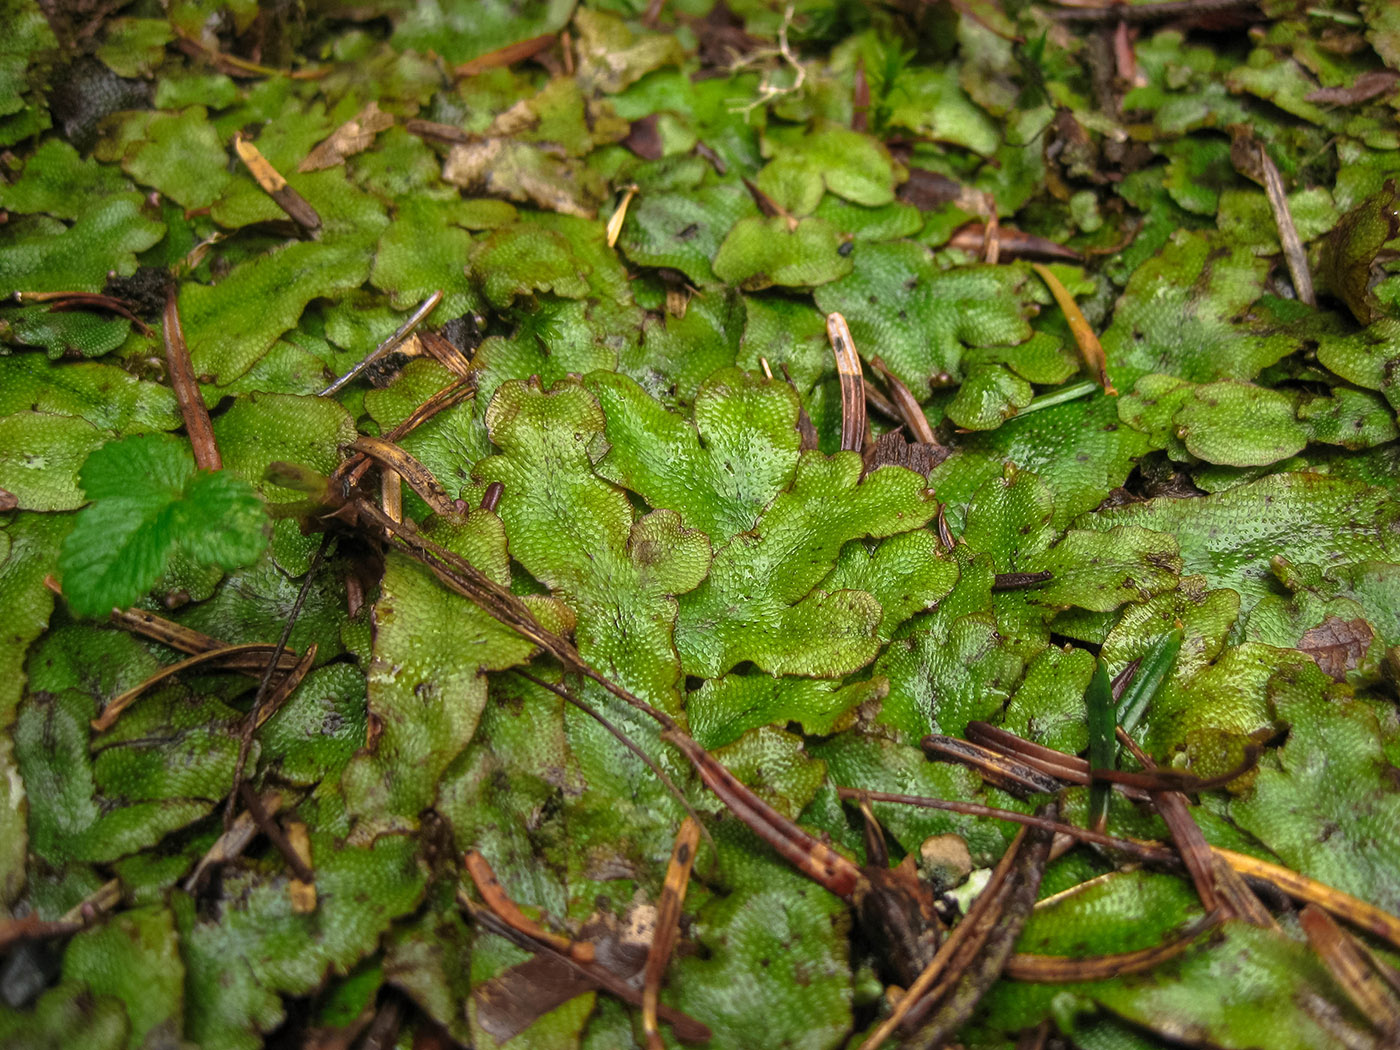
869;355;938;443
455;34;556;77
183;789;284;891
1031;262;1116;395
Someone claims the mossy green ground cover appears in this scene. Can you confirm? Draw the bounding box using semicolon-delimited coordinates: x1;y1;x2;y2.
2;0;1400;1046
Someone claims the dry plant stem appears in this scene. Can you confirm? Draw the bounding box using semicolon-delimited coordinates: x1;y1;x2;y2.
1003;910;1221;982
416;330;475;377
728;2;805;117
465;849;593;961
232;132;322;232
1030;262;1116;395
91;642;282;731
164;290;221;471
860;817;1050;1050
0;879;119;951
100;599;299;673
18;290;152;333
644;819;702;1050
827;312;866;453
1215;848;1400;951
320;289;444;396
364;506;854;899
238;782;315;884
837;788;1172;864
1258;144;1316;306
224;535;332;828
982;192;1001;265
1300;904;1400;1039
174;29;325;78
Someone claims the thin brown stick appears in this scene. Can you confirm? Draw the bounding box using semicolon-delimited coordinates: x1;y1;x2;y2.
461;894;713;1042
513;670;717;867
251;643;318;729
860;820;1040;1050
184;789;284;892
1300;904;1400;1038
454;33;556;77
903;808;1056;1042
868;355;938;444
644;818;701;1050
164;290;221;471
1218;849;1400;952
350;436;460;517
836;788;1171;865
17;290;152;334
332;377;475;491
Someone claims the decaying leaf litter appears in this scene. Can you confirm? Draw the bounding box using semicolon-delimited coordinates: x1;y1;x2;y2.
2;0;1400;1047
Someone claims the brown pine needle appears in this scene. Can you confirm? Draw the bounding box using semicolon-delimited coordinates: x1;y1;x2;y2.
252;644;318;729
164;289;221;471
1031;262;1116;395
465;850;594;961
827;312;866;453
1003;911;1222;982
1300;904;1400;1038
92;643;284;732
869;355;938;444
232;132;322;232
454;33;556;77
351;436;459;517
644;818;701;1050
